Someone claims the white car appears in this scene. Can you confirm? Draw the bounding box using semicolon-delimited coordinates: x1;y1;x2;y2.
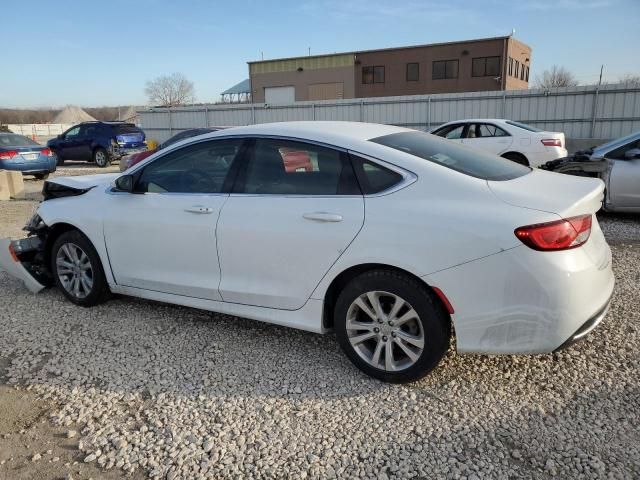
0;122;613;383
430;119;567;168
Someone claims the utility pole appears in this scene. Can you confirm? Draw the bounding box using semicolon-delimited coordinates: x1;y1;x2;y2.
308;47;311;56
598;65;603;87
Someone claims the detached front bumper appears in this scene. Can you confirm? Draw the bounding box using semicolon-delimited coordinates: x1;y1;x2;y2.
0;238;47;293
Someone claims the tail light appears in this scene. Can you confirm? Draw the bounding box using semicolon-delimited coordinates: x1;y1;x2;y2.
541;139;562;147
40;148;52;156
515;214;592;251
0;150;19;160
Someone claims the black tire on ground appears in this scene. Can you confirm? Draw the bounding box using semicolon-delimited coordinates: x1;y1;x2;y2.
55;153;65;166
51;230;110;307
93;147;110;168
501;152;529;166
334;269;451;383
34;173;49;180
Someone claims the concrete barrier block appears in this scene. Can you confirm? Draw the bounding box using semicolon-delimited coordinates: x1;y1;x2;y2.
6;171;25;199
0;171;10;201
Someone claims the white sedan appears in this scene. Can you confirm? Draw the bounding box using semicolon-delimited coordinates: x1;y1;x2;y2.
430;118;567;168
1;122;613;383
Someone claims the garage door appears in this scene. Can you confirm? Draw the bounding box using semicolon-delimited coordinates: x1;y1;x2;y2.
308;82;344;101
264;86;295;104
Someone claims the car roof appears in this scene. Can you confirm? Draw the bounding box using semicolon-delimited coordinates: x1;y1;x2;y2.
438;119;509;125
199;121;412;148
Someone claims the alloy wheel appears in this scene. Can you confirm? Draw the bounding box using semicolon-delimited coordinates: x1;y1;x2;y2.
95;150;107;167
56;242;94;299
346;291;425;372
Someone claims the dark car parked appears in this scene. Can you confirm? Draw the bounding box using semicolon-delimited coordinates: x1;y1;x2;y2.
0;133;57;179
47;121;146;168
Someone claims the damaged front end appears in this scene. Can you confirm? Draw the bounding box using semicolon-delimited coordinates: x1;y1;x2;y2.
1;180;95;292
0;213;53;292
540;150;609;177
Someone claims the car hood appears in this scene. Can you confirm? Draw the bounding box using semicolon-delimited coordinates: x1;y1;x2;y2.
47;173;120;189
487;169;605;218
42;174;119;200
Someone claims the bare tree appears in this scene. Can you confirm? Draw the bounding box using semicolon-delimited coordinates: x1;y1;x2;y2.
144;73;195;107
618;73;640;85
534;66;578;89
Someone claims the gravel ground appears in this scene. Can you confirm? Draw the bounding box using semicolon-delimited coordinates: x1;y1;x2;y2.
0;168;639;479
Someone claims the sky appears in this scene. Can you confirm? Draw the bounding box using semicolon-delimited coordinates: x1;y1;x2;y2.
1;0;639;108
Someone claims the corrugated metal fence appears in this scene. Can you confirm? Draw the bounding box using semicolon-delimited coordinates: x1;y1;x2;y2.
138;84;640;144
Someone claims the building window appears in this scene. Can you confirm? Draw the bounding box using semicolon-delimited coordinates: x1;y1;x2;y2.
362;66;385;84
525;66;529;82
432;59;458;80
514;60;520;79
508;57;513;76
472;56;501;77
520;65;526;81
406;63;419;81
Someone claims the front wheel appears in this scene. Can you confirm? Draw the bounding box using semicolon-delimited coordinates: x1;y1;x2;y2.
51;230;110;307
334;270;450;383
93;148;110;168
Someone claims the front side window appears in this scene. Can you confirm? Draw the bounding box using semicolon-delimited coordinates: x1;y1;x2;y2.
363;66;385;84
608;139;640;160
65;127;80;138
135;138;242;194
472;56;501;77
237;139;359;195
432;60;458;80
371;131;530;181
406;63;419;81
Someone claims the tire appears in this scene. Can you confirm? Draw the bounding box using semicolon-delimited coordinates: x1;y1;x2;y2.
93;147;110;168
501;152;529;166
334;270;450;383
55;153;65;166
34;173;49;180
51;230;110;307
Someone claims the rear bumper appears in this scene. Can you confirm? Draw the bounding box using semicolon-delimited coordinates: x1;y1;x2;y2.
553;293;612;352
0;159;56;174
0;238;46;293
428;220;614;354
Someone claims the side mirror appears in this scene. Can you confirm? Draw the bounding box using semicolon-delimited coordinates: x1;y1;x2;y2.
114;174;135;192
624;149;640;160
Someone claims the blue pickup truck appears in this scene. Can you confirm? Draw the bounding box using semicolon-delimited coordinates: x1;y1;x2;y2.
47;121;147;168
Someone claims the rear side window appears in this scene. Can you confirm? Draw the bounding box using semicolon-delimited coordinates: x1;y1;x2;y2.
370;131;530;181
236;139;360;195
351;155;404;194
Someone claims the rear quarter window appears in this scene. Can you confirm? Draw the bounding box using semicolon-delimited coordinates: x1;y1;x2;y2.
370;131;530;181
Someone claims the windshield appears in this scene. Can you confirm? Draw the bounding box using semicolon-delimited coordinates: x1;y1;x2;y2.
505;121;542;133
0;134;39;147
370;131;530;181
593;131;640;156
114;124;143;135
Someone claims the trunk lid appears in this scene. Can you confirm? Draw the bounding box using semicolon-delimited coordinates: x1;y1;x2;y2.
487;169;604;218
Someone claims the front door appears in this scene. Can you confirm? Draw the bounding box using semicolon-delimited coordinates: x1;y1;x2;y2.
103;137;244;299
607;137;640;209
58;126;83;159
216;137;364;310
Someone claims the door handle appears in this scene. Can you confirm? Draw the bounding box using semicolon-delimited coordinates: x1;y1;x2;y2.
184;206;214;214
303;212;343;222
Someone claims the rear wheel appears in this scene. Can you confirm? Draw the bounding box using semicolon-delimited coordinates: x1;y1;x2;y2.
502;152;529;166
55;152;65;166
93;147;110;168
51;230;110;307
334;270;450;383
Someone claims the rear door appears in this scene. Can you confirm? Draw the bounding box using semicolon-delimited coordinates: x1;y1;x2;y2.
216;137;364;310
76;124;97;160
462;123;512;155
